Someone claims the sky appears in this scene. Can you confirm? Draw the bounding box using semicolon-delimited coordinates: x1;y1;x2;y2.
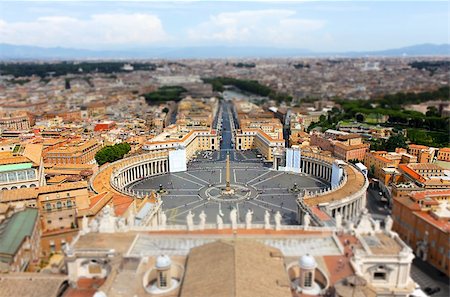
0;1;448;52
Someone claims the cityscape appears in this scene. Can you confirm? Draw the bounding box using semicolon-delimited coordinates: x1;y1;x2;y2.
0;1;449;297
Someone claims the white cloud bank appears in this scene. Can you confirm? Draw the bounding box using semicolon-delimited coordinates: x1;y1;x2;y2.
187;10;325;47
0;13;168;48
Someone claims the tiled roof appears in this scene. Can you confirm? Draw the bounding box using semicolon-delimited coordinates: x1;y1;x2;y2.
0;208;38;259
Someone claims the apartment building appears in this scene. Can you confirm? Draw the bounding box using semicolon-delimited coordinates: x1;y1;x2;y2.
44;139;101;165
392;189;450;276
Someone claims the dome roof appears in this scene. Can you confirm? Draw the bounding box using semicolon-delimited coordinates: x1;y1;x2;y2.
93;291;107;297
156;255;172;269
299;254;316;269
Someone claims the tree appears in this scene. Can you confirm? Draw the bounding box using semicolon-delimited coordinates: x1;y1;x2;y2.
384;134;408;152
95;142;131;166
355;113;365;122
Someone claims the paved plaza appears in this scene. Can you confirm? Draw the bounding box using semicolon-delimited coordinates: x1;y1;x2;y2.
129;150;329;225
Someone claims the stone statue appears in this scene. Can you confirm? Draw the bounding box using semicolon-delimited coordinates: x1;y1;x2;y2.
199;210;207;230
274;211;282;230
217;214;224;230
374;220;380;232
89;218;99;233
186;210;195;231
160;211;167;228
98;205;116;233
81;215;90;234
245;209;254;229
335;212;342;229
303;213;311;229
264;210;271;229
127;209;135;227
117;218;126;231
384;216;393;232
230;208;238;230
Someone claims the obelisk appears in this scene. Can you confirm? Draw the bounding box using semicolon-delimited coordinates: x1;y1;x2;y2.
226;152;231;191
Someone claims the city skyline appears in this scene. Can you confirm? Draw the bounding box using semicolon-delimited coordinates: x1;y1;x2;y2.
0;0;448;52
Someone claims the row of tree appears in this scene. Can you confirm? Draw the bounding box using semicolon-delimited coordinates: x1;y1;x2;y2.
202;77;292;103
95;143;131;166
0;62;157;78
142;86;187;103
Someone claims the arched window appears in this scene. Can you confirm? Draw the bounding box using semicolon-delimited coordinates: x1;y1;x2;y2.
304;271;313;287
56;201;62;209
46;203;52;211
159;271;167;288
67;200;72;208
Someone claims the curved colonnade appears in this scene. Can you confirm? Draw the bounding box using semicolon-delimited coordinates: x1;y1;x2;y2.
91;150;368;226
90;151;169;198
298;152;368;223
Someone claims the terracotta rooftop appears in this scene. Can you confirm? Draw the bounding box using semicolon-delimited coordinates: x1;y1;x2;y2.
414;211;450;232
0;181;88;202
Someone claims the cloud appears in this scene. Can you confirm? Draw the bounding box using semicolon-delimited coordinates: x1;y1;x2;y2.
187;9;325;47
0;13;168;48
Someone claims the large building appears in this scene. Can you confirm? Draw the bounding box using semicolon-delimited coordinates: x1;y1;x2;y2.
63;209;416;297
0;111;34;131
0;143;46;191
233;100;286;161
235;128;285;161
142;126;219;160
392;189;450;276
310;129;369;162
0;208;40;272
44;139;101;165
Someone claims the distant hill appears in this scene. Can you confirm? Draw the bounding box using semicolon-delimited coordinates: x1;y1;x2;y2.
0;43;448;60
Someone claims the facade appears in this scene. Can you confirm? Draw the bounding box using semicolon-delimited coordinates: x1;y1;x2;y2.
235;128;285;161
407;144;438;163
142;127;219;160
0;111;34;131
44;139;101;165
398;163;450;189
310;130;369;162
0;143;46;191
0;208;40;272
392;189;450;276
437;147;450;162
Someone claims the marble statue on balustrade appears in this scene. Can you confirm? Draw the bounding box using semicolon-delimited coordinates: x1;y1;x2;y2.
230;208;238;230
160;211;167;229
216;214;224;230
81;215;90;235
303;213;310;230
264;210;271;229
274;211;282;230
117;217;126;231
89;218;99;233
384;215;393;233
98;205;116;233
186;210;195;231
245;209;253;229
199;210;207;230
127;209;135;227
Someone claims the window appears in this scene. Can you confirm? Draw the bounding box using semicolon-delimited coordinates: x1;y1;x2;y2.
304;271;313;287
46;203;52;211
159;272;167;288
374;272;386;280
56;201;62;209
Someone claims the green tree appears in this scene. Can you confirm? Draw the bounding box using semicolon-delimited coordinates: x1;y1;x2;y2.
95;143;131;166
384;134;408;152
